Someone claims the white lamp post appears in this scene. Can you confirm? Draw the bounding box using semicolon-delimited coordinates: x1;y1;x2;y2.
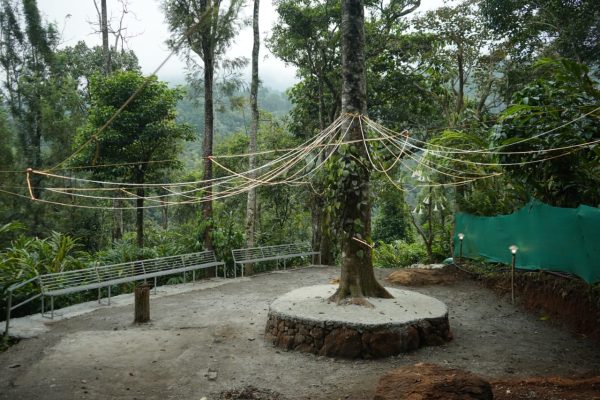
458;233;465;262
509;245;519;304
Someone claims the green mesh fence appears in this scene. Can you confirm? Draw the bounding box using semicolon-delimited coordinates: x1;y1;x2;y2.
454;201;600;283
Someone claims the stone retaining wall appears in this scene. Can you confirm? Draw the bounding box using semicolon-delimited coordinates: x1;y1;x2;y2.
264;312;452;359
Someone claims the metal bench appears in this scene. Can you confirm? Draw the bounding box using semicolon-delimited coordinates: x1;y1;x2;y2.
4;251;224;336
231;243;320;277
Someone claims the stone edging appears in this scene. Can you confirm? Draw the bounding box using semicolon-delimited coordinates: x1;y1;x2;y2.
265;312;452;359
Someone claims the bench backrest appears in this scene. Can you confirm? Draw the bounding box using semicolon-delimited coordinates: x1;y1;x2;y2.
232;243;315;263
39;251;218;294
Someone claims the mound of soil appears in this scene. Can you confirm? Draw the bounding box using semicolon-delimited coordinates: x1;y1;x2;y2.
386;267;458;286
492;376;600;400
214;386;286;400
374;363;493;400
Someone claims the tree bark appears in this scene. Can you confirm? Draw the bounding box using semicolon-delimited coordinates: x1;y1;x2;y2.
245;0;259;258
330;0;392;303
202;49;214;251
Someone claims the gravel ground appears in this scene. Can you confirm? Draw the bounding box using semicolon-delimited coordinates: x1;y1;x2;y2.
1;266;600;400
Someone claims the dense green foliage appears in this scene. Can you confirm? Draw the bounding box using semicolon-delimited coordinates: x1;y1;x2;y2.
373;240;427;268
493;58;600;207
73;71;194;247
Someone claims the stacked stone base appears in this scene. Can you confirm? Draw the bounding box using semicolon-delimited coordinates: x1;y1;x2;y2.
265;313;452;359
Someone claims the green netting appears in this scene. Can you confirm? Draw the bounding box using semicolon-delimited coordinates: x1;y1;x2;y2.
454;200;600;283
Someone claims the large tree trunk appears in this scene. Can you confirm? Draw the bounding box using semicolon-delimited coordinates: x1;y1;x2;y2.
202;50;215;251
329;0;392;303
245;0;259;255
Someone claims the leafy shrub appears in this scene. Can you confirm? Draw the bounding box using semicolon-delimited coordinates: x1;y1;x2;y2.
96;239;151;264
373;240;428;268
0;232;90;318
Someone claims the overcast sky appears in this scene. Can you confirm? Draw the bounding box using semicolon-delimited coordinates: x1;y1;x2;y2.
37;0;444;91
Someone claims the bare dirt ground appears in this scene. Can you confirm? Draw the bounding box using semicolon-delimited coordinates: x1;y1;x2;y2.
1;266;600;400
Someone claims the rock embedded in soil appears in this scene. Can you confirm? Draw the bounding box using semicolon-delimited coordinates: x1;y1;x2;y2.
374;363;493;400
265;285;451;358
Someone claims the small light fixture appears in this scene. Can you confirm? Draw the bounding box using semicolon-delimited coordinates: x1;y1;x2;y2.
458;233;465;261
509;245;518;254
458;233;465;241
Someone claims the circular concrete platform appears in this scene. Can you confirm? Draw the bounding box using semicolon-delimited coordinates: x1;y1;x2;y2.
265;284;451;358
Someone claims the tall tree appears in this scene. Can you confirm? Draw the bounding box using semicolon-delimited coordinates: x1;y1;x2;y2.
73;71;194;247
0;0;81;234
245;0;259;255
163;0;245;251
96;0;121;240
269;0;342;265
329;0;391;303
411;1;497;125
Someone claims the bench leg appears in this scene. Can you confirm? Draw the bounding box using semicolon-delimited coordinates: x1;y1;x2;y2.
284;260;286;270
193;270;196;282
41;295;45;317
98;288;101;304
108;286;111;305
51;296;54;319
154;277;157;294
183;272;186;283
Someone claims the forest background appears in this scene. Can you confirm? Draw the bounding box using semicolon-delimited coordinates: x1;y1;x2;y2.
0;0;598;315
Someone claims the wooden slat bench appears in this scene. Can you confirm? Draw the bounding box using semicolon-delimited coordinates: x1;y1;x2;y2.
231;243;320;277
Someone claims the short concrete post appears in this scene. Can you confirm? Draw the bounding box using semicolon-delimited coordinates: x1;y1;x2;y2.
134;283;151;323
